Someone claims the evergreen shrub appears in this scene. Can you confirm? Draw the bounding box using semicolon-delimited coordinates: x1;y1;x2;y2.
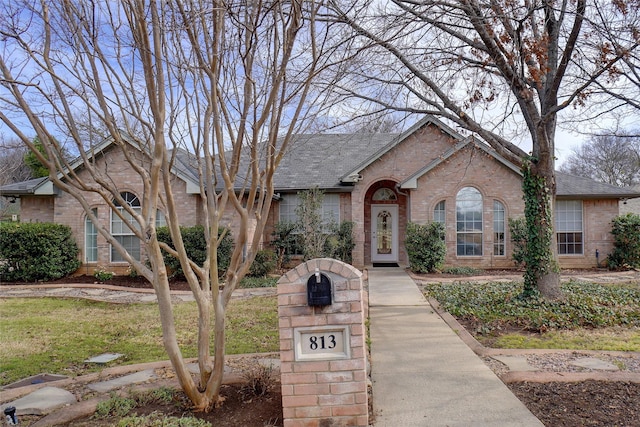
609;213;640;269
0;222;81;281
405;222;446;273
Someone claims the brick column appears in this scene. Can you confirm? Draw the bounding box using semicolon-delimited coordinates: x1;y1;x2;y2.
278;258;368;427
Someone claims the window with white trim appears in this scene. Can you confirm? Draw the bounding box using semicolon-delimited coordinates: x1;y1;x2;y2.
556;200;583;255
456;187;483;256
85;208;98;263
493;200;506;256
111;192;141;262
433;200;446;225
279;193;340;232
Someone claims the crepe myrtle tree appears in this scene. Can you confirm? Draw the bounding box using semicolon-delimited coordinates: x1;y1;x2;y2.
0;0;342;410
328;0;640;299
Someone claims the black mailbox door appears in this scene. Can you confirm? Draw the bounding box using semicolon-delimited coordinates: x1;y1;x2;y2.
307;273;332;306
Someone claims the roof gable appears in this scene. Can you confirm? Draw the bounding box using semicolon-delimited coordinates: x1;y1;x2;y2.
399;137;521;189
340;115;464;183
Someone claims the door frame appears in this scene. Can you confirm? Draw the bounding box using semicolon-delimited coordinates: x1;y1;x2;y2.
371;204;399;263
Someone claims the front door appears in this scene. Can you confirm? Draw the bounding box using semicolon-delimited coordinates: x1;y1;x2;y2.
371;205;399;263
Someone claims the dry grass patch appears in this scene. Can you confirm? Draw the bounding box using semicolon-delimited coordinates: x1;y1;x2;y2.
0;296;278;386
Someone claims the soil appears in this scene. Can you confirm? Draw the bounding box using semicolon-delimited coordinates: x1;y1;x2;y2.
65;382;284;427
5;269;640;426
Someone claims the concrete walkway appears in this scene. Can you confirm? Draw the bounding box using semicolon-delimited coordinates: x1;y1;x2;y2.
368;267;543;426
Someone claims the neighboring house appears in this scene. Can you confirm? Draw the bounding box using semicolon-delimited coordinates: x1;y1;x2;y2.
2;115;639;274
620;184;640;215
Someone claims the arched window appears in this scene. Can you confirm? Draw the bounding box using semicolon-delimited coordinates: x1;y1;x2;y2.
456;187;482;256
372;188;397;201
111;192;141;262
85;208;98;263
493;200;506;256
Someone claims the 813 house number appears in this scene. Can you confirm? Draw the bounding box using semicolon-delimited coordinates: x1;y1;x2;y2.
295;327;349;361
309;334;336;350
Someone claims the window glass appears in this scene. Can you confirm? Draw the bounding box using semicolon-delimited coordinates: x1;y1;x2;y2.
279;193;340;231
556;200;583;254
111;192;141;262
493;200;505;256
434;200;445;225
456;187;483;256
85;208;98;263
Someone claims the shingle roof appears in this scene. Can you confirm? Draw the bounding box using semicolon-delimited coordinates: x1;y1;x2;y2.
556;172;640;199
3;132;639;201
0;177;49;196
271;134;396;191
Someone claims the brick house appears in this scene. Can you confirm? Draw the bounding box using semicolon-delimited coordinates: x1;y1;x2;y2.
2;115;638;273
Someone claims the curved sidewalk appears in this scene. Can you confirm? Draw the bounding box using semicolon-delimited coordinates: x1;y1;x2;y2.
367;267;543;426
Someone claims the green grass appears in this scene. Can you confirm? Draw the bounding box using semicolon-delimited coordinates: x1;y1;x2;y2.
424;280;640;351
0;296;278;386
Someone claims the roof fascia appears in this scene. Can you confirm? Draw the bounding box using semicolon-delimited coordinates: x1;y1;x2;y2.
341;115;463;183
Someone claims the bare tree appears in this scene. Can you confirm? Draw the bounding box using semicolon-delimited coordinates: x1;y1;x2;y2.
560;131;640;187
327;0;640;298
0;137;31;186
0;0;339;410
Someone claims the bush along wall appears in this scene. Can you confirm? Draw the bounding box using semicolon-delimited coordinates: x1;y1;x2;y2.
156;225;234;278
405;221;446;273
0;222;81;282
608;213;640;269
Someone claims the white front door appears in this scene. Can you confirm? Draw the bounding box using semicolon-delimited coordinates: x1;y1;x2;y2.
371;205;399;263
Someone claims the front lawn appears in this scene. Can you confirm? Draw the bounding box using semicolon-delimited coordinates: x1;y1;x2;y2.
423;280;640;350
0;296;278;386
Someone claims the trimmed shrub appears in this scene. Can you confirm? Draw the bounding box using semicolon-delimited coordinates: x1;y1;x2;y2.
156;226;233;278
0;222;81;282
405;222;446;273
249;249;276;277
609;213;640;269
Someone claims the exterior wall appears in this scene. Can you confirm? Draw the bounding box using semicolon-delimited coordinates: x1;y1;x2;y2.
558;198;618;269
50;146;201;274
351;124;456;268
18;196;55;223
411;145;524;269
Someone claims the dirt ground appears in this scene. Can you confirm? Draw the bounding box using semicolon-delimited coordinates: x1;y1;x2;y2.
64;382;284;427
5;269;640;426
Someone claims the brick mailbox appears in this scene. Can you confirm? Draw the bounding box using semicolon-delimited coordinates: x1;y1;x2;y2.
278;258;368;427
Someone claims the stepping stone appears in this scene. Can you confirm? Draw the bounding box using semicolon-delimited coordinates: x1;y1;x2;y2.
88;369;157;393
570;357;619;371
85;353;123;364
104;292;135;299
45;288;73;294
1;387;76;415
6;289;33;295
492;355;538;372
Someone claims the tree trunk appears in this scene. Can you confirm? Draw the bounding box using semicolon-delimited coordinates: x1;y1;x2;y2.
522;146;563;300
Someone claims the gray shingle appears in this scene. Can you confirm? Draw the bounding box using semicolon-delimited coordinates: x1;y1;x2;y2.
556;172;640;198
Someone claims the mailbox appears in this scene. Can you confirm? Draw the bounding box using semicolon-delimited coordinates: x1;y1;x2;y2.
307;269;332;306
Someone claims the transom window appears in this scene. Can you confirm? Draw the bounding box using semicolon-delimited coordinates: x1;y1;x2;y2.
456;187;483;256
111;192;141;262
493;200;506;256
372;188;397;201
556;200;583;255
